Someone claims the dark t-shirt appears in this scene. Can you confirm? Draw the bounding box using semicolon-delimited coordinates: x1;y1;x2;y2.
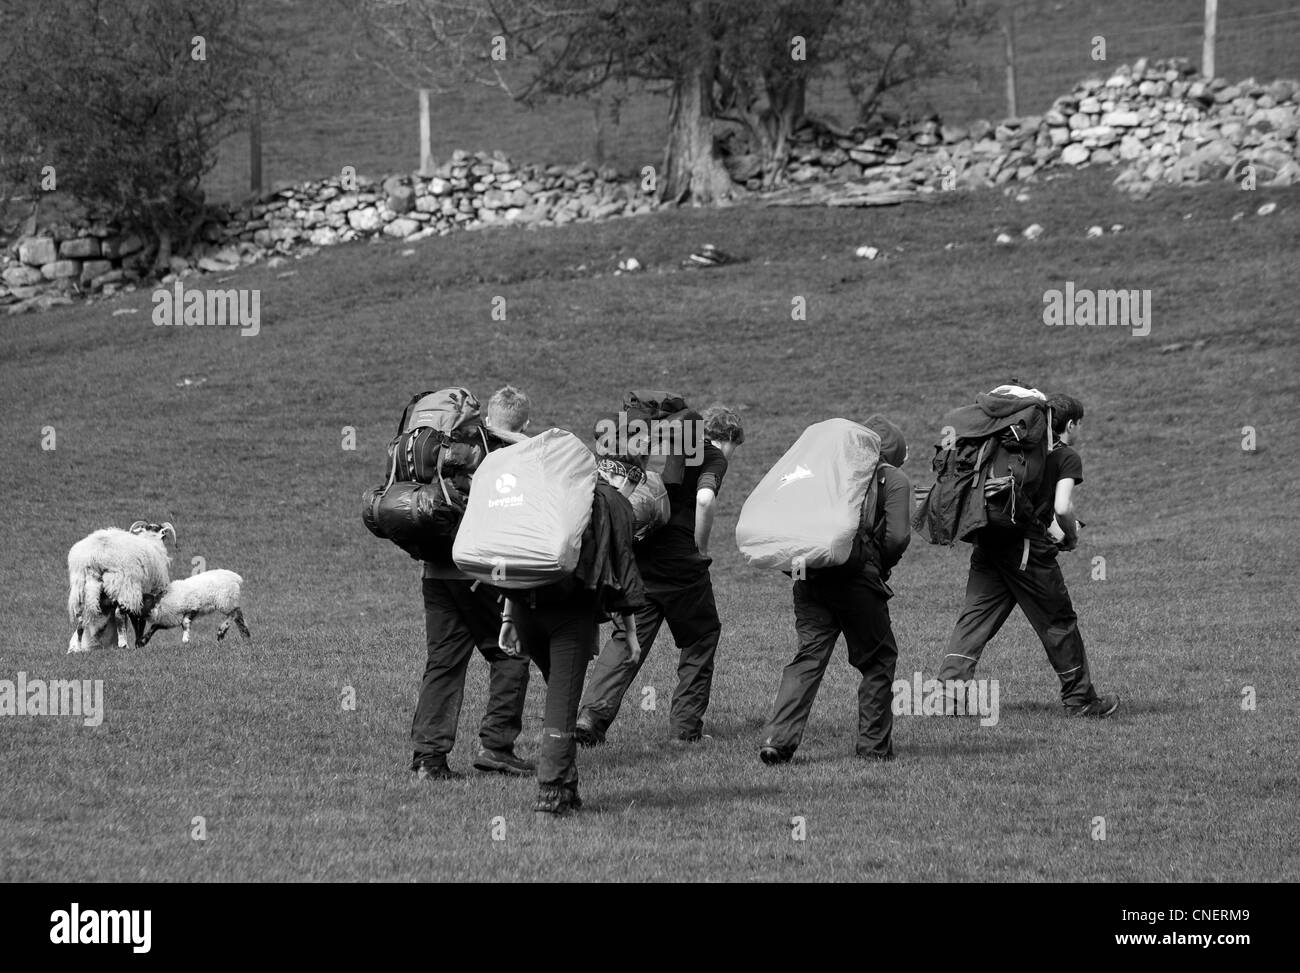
637;441;728;581
1035;443;1084;525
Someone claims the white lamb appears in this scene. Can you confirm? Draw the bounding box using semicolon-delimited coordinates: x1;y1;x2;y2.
139;570;249;646
67;521;174;653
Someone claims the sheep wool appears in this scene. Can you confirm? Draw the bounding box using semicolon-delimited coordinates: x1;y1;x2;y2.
67;523;174;653
141;570;250;646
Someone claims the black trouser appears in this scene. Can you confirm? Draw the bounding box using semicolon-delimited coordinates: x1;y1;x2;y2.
578;573;721;739
512;590;598;791
937;530;1098;707
409;577;530;769
761;568;898;759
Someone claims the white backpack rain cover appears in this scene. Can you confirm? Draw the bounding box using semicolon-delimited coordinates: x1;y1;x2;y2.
735;419;882;571
453;428;597;588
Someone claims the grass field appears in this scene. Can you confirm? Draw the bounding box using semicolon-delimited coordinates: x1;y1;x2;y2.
1;166;1297;881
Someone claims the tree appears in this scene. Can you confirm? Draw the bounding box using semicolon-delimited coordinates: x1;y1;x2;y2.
345;0;739;204
836;0;995;126
0;0;295;269
343;0;994;202
712;0;841;190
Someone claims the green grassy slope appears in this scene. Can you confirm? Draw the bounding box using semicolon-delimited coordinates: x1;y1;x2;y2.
0;168;1296;881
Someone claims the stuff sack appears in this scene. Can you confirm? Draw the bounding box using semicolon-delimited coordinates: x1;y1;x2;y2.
735;419;882;572
361;479;467;563
627;470;669;542
452;429;597;588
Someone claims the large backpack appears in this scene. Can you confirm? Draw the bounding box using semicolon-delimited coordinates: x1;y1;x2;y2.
623;389;700;486
452;429;597;589
913;385;1052;545
735;419;882;573
361;387;492;563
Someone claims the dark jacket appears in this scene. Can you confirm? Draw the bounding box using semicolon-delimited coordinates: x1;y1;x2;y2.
572;481;648;616
863;415;912;577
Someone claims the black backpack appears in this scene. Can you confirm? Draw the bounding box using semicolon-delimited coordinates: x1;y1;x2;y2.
914;388;1051;545
362;388;492;563
623;389;700;486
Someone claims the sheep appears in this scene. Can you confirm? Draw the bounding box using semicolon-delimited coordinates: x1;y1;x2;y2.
138;569;249;646
67;521;174;653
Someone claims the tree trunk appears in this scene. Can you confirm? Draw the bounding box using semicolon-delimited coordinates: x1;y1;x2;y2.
152;225;172;274
754;76;806;190
659;2;733;205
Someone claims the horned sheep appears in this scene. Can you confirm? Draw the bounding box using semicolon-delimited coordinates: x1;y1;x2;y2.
66;521;174;653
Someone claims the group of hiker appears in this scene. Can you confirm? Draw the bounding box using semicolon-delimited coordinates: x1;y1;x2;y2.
363;382;1116;818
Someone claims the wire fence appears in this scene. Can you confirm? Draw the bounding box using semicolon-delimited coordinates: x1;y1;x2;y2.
203;0;1300;203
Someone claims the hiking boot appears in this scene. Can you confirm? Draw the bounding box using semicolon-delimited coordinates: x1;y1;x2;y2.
574;717;605;748
473;748;535;776
534;784;581;817
415;759;464;781
1065;694;1120;718
855;751;896;763
759;745;791;765
562;782;582;811
667;731;713;748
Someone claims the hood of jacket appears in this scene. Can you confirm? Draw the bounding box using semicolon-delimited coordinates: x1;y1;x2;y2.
864;414;907;468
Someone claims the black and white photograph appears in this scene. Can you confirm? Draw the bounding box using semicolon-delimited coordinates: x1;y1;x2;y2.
0;0;1294;919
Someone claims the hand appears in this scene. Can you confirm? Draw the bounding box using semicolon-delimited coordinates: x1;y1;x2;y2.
1057;534;1078;553
623;614;642;664
499;619;521;657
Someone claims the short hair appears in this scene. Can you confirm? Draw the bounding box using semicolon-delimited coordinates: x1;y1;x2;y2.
702;404;745;445
1047;393;1084;435
486;385;530;432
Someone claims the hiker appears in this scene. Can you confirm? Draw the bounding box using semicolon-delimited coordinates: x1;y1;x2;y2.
410;385;537;782
498;455;647;816
757;415;913;764
935;391;1118;717
576;404;746;746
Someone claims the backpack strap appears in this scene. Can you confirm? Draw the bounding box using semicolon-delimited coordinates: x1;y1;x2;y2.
397;390;435;437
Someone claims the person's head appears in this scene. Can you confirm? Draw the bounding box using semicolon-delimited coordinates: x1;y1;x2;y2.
702;404;745;461
596;456;645;499
486;385;531;434
863;414;908;467
1047;393;1085;446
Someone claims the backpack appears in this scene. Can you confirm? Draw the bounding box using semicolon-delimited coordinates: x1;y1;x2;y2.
913;385;1051;545
390;388;489;484
361;387;491;563
735;419;882;573
811;463;894;579
623;390;700;486
452;429;597;589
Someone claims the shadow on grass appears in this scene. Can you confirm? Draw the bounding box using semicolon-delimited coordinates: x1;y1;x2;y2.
586;783;784;813
1000;698;1190;716
897;737;1037;758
